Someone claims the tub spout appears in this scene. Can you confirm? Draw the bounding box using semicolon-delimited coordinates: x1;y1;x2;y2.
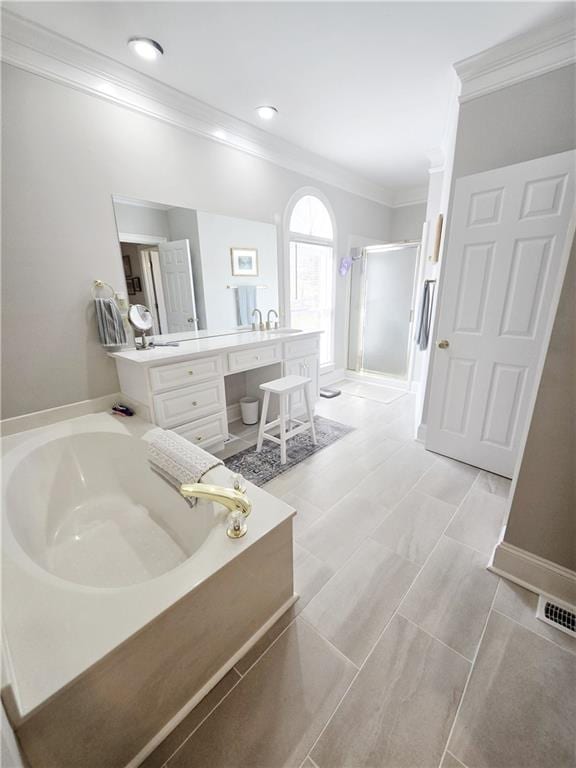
179;483;252;517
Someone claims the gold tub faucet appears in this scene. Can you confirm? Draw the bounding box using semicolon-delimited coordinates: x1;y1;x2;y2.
179;483;252;519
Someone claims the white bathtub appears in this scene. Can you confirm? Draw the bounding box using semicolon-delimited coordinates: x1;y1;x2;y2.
2;412;295;768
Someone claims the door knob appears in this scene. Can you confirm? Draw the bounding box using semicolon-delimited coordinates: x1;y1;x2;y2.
437;339;450;349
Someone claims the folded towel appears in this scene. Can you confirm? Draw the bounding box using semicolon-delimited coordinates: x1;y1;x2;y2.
415;280;435;351
235;286;257;327
94;297;127;346
146;428;223;501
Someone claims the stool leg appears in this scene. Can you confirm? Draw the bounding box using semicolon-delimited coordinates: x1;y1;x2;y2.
288;392;292;434
304;385;317;444
256;391;270;453
279;393;287;464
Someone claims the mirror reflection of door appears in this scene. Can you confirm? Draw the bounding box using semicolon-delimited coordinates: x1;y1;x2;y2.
157;240;198;333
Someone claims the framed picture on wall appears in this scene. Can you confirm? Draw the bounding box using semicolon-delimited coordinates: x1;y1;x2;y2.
230;247;258;276
123;254;132;277
132;276;142;292
126;278;135;296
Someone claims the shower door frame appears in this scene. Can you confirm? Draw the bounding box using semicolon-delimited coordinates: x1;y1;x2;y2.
353;241;422;388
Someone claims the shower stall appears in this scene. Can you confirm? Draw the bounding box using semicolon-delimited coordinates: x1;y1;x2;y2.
349;242;420;383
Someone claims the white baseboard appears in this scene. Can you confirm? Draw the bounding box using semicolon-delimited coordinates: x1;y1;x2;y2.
319;368;346;387
126;594;298;768
416;423;427;443
490;541;576;605
1;393;122;437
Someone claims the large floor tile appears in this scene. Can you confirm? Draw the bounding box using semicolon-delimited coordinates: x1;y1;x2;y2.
167;619;356;768
371;490;456;565
413;457;479;505
311;615;470;768
360;443;437;508
399;536;499;659
449;611;576;768
236;543;333;675
445;487;508;556
282;492;325;536
474;470;511;499
141;669;241;768
493;579;576;655
296;487;390;571
301;538;418;665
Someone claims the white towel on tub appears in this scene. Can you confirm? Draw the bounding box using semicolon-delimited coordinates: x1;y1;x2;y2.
146;428;223;501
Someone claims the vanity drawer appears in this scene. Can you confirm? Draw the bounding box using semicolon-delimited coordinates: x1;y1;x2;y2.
173;410;228;449
153;379;226;428
149;356;222;393
284;336;319;360
227;343;281;373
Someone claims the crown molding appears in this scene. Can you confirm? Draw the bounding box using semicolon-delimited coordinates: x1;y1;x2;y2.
1;9;398;207
390;186;428;208
455;13;576;103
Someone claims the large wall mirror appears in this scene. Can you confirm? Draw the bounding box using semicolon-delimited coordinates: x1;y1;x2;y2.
112;195;279;338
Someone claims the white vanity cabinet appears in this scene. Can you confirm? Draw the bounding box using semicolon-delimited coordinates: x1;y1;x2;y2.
111;331;321;451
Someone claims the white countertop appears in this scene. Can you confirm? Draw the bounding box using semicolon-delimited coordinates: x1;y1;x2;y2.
109;328;321;366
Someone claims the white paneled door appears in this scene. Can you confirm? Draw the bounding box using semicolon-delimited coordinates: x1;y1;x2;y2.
426;150;575;478
157;239;198;333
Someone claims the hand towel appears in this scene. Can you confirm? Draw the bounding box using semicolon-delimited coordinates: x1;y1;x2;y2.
94;297;127;346
235;286;257;327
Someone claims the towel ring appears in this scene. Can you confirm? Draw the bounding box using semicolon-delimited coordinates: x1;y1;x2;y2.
92;279;115;299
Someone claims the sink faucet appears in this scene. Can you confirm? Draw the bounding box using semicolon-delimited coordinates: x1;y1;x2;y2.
266;309;279;330
251;308;265;331
179;483;252;518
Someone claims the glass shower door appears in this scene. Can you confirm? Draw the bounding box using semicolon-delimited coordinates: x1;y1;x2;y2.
360;243;419;378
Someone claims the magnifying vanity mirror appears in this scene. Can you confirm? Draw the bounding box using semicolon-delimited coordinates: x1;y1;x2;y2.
127;304;153;349
112;195;280;343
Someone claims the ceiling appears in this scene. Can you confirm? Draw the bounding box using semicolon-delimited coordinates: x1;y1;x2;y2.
5;1;570;192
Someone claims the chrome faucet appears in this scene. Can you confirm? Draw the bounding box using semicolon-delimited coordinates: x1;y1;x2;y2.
251;308;265;331
179;483;252;518
266;309;279;330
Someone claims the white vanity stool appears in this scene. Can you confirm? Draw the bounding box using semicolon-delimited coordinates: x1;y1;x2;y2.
256;375;317;464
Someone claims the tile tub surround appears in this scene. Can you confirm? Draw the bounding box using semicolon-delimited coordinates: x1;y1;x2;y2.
143;388;575;768
1;413;296;768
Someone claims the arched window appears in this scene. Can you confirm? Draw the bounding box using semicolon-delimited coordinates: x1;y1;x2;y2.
287;191;335;365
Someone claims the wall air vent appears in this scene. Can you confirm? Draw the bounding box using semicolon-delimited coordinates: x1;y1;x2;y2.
537;596;576;638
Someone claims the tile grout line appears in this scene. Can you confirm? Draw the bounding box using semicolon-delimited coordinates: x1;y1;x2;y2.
436;580;501;768
302;458;483;765
297;613;361;670
490;605;576;656
399;613;474;665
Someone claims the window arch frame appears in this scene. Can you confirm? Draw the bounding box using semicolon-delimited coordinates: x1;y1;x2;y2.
283;187;337;367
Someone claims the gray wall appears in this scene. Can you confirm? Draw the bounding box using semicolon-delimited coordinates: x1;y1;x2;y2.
453;64;576;179
390;202;426;242
2;64;392;418
503;239;576;571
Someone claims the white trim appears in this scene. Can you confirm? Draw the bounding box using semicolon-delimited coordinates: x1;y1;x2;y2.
1;10;399;208
0;393;122;437
319;367;346;388
490;541;576;606
118;232;167;245
390;186;429;208
455;12;576;103
125;594;298;768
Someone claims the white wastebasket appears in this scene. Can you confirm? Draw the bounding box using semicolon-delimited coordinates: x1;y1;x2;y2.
240;396;259;425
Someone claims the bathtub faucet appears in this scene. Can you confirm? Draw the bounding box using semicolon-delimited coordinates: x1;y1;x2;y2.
179;483;252;518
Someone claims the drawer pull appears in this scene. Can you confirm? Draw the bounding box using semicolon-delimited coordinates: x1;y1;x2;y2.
195;436;203;441
191;401;198;406
188;370;194;376
255;355;260;361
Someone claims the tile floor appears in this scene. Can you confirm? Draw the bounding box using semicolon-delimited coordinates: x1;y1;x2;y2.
143;383;576;768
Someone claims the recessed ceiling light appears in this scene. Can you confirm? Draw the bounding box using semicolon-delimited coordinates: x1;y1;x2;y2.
256;106;278;121
128;38;164;61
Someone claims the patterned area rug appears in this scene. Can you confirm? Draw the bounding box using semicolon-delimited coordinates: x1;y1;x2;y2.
223;416;354;486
